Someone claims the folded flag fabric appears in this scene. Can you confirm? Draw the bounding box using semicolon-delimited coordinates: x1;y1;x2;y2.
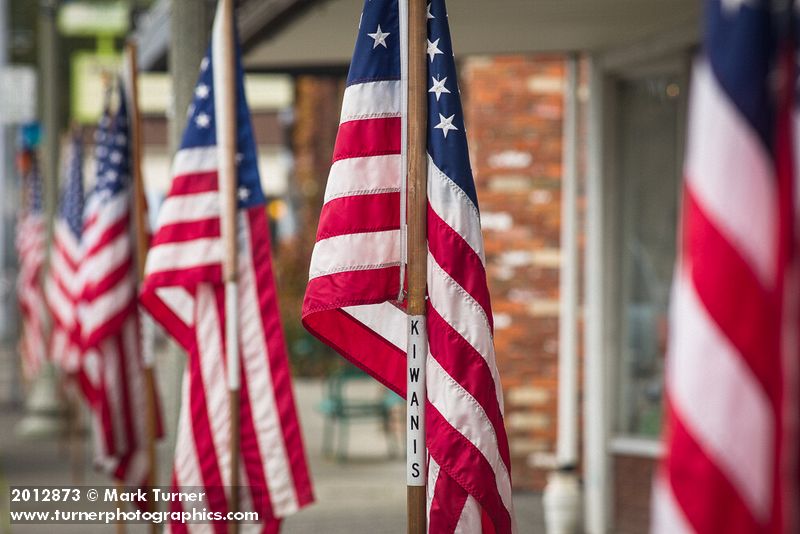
140;6;314;532
79;88;162;490
46;133;86;380
16;153;47;381
302;1;515;532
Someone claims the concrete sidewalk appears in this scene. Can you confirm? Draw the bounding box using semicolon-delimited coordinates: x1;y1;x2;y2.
0;378;543;533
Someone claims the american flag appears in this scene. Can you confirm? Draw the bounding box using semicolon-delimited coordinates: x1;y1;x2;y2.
79;89;161;489
302;0;515;532
139;8;314;532
46;134;85;378
652;1;799;533
16;153;47;381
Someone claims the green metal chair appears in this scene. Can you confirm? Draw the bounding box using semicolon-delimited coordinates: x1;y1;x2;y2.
318;363;403;462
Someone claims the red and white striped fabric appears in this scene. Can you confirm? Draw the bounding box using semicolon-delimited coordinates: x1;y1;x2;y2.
652;2;800;533
79;92;159;490
46;134;85;377
16;157;47;381
302;1;514;532
140;7;314;532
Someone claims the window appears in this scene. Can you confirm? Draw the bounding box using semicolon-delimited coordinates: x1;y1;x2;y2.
614;70;685;438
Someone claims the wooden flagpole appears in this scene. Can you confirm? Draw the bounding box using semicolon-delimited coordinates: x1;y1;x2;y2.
406;0;428;533
215;1;241;532
124;42;159;533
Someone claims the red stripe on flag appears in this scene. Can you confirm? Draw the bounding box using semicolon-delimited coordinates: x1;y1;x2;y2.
428;468;469;533
428;205;493;330
238;368;276;521
664;399;762;534
139;288;195;352
332;117;401;163
317;192;401;241
303;304;406;396
683;187;781;404
143;265;223;295
426;404;513;534
187;327;229;520
303;266;401;316
427;305;510;470
150;219;221;247
169;171;219;196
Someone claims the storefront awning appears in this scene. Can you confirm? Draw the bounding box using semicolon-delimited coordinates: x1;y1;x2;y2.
134;0;700;72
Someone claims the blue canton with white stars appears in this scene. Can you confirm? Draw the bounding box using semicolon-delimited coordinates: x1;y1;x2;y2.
181;40;266;210
347;0;400;86
60;135;85;239
91;89;130;203
352;0;480;210
25;156;43;216
426;0;478;209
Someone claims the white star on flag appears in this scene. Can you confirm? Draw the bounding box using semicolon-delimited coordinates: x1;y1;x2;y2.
110;151;123;164
238;187;250;201
368;25;390;49
200;57;209;71
429;76;451;101
434;113;458;138
195;84;210;99
195;113;211;128
427;3;435;19
427;38;444;62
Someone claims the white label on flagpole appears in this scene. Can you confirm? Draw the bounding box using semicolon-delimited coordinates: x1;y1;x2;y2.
226;281;240;391
407;314;426;486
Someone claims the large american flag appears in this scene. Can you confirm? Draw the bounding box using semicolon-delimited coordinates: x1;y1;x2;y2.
16;153;47;381
46;134;85;378
79;89;161;489
140;8;314;532
652;1;799;533
302;0;515;532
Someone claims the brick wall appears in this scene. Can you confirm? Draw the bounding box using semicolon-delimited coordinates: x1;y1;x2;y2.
614;455;656;533
461;55;567;490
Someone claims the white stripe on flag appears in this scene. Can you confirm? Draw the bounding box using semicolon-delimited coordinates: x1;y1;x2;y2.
339;80;402;123
239;220;299;515
79;277;136;335
324;154;401;204
53;222;82;263
81;233;131;286
426;457;441;519
172;146;219;178
82;195;130;247
651;475;692;534
146;238;223;275
426;356;513;513
668;270;774;522
428;156;485;265
309;230;401;280
428;254;504;411
155;191;220;228
454;495;481;534
343;302;407;352
196;284;233;487
685;60;777;287
155;286;196;327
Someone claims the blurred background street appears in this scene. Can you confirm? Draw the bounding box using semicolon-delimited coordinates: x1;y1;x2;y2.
1;374;543;533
